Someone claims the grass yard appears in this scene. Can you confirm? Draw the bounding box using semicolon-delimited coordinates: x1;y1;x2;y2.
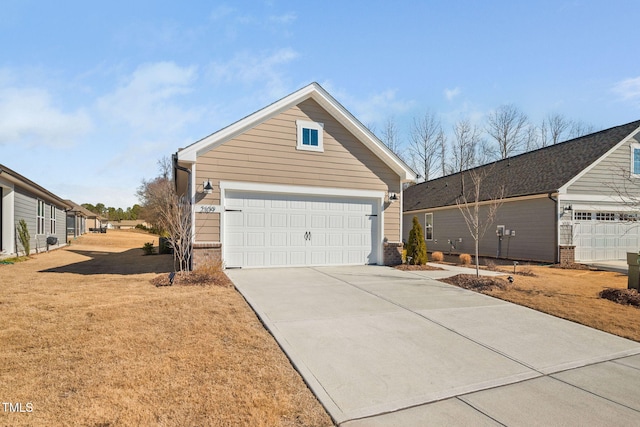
446;265;640;342
0;231;332;427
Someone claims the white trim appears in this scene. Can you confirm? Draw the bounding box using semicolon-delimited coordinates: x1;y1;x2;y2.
190;163;197;244
296;120;324;152
0;179;15;255
219;181;385;265
404;193;552;215
631;142;640;177
177;82;417;181
559;125;640;193
424;212;434;241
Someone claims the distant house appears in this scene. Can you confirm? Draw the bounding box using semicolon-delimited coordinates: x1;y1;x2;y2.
111;220;148;230
65;200;94;238
0;164;70;257
174;82;416;269
403;120;640;264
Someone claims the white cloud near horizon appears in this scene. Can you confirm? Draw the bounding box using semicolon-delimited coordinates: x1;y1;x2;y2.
444;87;461;101
613;76;640;104
97;62;202;134
0;86;92;147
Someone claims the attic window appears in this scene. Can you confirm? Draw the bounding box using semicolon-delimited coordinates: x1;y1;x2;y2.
296;120;324;152
632;143;640;176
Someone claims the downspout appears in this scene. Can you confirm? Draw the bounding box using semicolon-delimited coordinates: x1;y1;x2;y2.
172;153;193;271
548;192;559;263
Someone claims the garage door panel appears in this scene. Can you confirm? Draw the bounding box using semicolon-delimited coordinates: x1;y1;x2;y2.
574;220;640;261
290;214;306;228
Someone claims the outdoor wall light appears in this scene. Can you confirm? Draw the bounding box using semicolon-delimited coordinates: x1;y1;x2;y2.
388;192;398;201
203;179;214;194
563;205;573;212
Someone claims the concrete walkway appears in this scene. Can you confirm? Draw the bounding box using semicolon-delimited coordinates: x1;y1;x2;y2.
227;265;640;426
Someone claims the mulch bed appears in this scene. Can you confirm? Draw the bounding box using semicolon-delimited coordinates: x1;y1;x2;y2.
394;264;444;271
440;274;509;292
599;288;640;308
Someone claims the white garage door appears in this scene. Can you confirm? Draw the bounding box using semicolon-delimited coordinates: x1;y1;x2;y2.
224;191;378;268
574;216;640;261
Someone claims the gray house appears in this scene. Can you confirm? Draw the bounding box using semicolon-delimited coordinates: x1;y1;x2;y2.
0;164;70;257
403;120;640;264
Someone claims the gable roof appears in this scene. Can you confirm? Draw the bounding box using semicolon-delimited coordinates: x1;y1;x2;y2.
404;119;640;212
0;163;71;209
176;82;417;181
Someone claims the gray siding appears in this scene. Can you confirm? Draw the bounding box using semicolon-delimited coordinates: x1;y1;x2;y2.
14;187;66;254
403;197;557;262
567;135;640;195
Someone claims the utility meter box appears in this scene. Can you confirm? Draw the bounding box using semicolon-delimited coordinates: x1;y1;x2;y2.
627;252;640;290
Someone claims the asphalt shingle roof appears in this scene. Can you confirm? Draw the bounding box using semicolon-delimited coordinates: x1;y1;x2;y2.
403;120;640;212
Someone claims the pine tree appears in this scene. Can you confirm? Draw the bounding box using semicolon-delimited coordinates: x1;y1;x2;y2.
406;216;428;265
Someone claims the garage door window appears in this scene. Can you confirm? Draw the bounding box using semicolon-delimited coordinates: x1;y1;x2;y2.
296;120;324;152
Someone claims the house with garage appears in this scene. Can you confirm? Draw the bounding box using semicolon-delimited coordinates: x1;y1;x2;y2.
174;82;417;269
0;164;70;257
403;119;640;264
65;200;93;239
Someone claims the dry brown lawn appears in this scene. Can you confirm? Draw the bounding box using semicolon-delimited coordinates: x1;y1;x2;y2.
464;266;640;342
0;230;332;427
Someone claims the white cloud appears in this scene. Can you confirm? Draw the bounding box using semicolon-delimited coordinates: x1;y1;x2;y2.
613;77;640;103
97;62;201;134
444;87;461;101
0;86;92;147
268;12;297;25
208;48;299;100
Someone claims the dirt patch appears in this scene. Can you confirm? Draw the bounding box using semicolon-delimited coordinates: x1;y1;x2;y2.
446;265;640;342
0;230;331;427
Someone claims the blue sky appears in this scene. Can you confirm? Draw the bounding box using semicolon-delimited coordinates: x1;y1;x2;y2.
2;0;640;208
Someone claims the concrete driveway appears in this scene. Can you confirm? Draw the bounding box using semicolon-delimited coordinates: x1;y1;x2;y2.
227;265;640;426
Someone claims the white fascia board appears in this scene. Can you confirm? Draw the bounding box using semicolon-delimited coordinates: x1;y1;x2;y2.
558;125;640;194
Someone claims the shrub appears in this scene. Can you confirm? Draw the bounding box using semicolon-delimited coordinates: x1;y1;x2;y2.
142;242;156;255
151;260;232;287
17;219;30;256
406;216;428;265
459;253;472;265
431;251;444;262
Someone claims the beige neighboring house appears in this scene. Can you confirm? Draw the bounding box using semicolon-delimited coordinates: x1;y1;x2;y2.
174;82;417;269
111;220;148;230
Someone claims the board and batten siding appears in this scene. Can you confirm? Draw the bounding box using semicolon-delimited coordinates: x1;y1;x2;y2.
14;188;66;254
403;196;557;262
193;98;401;243
567;134;640;196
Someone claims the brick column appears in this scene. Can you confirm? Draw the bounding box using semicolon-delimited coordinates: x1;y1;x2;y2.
559;245;575;266
383;242;403;266
192;242;222;270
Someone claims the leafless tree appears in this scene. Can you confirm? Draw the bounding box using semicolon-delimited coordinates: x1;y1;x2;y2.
540;113;570;146
380;116;404;159
138;157;192;272
485;104;530;159
451;118;482;173
568;120;597;139
408;110;445;181
456;167;505;277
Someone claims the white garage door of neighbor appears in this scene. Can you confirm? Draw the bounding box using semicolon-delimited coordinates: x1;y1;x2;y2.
224;191;378;268
574;221;640;262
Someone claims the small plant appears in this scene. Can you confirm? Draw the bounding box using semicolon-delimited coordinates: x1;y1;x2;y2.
142;242;156;255
406;216;428;265
459;253;472;265
17;219;30;257
431;251;444;262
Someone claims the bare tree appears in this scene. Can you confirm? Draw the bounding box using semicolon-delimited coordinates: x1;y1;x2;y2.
568;120;597;139
541;113;570;146
485;104;529;159
380;116;404;159
451;118;481;173
456;167;505;277
138;157;192;272
409;110;445;181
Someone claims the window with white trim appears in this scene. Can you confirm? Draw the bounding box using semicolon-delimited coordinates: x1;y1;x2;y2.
37;200;45;234
631;142;640;176
424;213;433;240
574;211;592;221
296;120;324;152
50;205;56;234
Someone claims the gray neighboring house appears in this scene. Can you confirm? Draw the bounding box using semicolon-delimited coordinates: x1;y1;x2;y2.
0;164;70;257
65;200;94;239
403;120;640;264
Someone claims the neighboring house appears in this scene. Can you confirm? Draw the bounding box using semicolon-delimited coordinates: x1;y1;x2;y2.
65;200;93;239
0;164;70;257
86;211;106;231
111;220;148;230
403;120;640;264
174;82;417;269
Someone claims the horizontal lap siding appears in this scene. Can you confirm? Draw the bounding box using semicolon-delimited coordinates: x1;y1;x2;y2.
195;98;400;242
403;197;556;262
14;188;66;253
568;135;638;195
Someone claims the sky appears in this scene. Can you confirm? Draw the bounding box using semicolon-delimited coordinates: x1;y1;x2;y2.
1;0;640;208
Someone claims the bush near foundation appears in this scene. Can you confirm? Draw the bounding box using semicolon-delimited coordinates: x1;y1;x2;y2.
406;216;428;265
459;253;472;265
431;251;444;262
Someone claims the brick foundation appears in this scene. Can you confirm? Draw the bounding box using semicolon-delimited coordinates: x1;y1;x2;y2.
559;245;575;266
383;242;404;266
192;243;222;270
